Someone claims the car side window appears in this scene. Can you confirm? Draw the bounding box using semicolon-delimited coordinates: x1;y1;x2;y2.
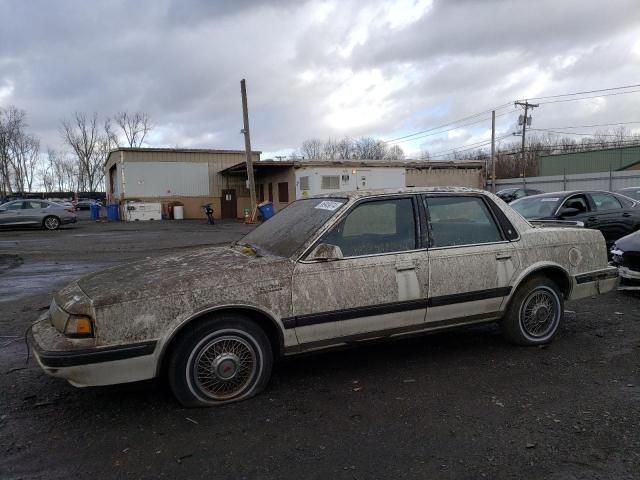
590;193;622;211
5;201;24;210
25;201;46;209
322;198;416;257
561;195;589;213
425;196;503;247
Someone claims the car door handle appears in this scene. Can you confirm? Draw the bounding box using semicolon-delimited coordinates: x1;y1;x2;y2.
396;260;416;271
587;217;597;222
622;212;631;217
495;252;512;260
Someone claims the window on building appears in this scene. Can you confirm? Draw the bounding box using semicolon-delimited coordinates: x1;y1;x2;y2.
321;175;340;190
278;182;289;203
268;183;273;202
299;176;310;191
425;196;503;247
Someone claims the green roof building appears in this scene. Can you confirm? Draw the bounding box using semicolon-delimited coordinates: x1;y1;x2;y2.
538;145;640;176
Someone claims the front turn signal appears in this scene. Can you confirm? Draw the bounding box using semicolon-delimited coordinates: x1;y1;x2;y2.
64;316;94;338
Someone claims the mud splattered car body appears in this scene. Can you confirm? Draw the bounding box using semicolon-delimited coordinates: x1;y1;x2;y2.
31;187;618;406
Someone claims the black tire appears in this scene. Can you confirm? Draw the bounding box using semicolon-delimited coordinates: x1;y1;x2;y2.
501;275;564;346
43;216;60;230
167;315;273;407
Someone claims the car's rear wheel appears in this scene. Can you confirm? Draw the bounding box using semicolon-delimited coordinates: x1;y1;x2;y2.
502;275;564;345
43;216;60;230
167;315;273;407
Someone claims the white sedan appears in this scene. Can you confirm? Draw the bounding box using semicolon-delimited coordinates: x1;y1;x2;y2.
31;187;617;406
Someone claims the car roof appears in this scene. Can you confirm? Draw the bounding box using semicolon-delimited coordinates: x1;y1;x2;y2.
313;186;485;200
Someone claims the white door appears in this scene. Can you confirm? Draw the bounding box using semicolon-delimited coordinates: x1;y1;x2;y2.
423;194;520;324
291;196;428;347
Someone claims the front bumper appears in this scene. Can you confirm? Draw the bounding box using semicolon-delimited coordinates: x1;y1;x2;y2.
570;266;619;300
30;316;158;387
617;266;640;291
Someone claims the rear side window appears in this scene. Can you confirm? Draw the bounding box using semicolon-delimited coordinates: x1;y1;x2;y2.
425;196;503;247
323;198;416;256
590;193;622;211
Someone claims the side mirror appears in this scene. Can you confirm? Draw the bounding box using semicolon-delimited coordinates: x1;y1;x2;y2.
307;243;344;262
559;207;580;217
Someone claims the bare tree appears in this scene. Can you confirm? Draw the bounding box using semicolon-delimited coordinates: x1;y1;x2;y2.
60;112;114;192
301;138;323;160
384;144;405;160
112;111;152;147
0;106;41;194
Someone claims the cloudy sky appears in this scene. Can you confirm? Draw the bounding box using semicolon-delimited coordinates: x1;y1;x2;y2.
1;0;639;159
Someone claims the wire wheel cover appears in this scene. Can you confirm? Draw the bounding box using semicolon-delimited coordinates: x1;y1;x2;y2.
193;335;257;400
521;288;559;338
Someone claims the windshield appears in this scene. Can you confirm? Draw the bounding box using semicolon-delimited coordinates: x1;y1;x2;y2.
238;198;347;257
510;196;561;219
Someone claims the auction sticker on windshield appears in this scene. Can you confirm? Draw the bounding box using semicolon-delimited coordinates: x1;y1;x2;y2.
315;201;343;211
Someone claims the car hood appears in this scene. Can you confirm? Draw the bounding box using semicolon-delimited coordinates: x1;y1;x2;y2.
76;246;291;306
614;230;640;252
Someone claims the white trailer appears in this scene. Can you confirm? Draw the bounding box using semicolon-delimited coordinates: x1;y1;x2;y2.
295;166;406;199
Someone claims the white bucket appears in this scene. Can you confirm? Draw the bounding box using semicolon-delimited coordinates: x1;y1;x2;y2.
173;205;184;220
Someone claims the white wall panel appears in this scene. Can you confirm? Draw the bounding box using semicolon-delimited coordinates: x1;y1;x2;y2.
123;162;210;197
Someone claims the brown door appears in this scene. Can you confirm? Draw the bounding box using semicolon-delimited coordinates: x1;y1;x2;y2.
221;189;237;219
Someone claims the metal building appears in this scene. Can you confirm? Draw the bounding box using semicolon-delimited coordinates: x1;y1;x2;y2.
105;148;261;219
538;145;640;176
221;159;485;211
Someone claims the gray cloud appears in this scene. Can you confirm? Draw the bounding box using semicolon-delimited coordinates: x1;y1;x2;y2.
0;0;639;158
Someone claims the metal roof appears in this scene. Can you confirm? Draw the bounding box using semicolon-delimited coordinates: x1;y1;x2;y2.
220;159;484;175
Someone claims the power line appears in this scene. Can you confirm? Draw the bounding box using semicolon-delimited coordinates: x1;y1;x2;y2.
536;89;640;105
529;128;640;137
383;103;513;144
387;109;518;146
427;133;513;158
521;83;640;101
530;121;640;130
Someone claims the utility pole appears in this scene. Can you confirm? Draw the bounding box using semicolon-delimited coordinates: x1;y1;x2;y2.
515;100;538;187
491;110;496;193
240;79;257;216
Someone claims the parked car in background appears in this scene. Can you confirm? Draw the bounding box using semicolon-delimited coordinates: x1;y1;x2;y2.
496;188;543;203
75;199;102;210
0;200;77;230
511;190;640;247
611;230;640;290
31;187;617;407
615;187;640;201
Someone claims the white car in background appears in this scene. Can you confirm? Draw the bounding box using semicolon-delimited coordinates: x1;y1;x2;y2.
0;199;77;230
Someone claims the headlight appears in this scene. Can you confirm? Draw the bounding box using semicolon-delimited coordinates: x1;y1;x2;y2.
64;316;94;338
611;247;624;264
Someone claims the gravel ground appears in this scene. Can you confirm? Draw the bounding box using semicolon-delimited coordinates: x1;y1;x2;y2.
1;218;639;479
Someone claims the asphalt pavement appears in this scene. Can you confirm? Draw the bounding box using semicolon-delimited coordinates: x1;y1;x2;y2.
1;218;639;479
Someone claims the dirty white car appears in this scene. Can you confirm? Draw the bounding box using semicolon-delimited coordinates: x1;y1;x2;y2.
31;187;618;407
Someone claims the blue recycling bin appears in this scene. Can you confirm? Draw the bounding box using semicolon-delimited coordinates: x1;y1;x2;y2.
90;203;101;220
107;204;119;222
258;201;275;220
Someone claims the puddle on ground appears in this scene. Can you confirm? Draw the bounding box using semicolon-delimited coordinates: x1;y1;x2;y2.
0;261;115;302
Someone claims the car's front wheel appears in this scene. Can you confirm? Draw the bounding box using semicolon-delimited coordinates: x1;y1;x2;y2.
502;276;564;345
167;315;273;407
43;216;60;230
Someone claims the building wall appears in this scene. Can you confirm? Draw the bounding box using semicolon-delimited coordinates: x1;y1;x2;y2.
295;167;406;198
538;146;640;176
406;167;484;188
256;169;296;212
105;149;259;219
494;169;640;193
